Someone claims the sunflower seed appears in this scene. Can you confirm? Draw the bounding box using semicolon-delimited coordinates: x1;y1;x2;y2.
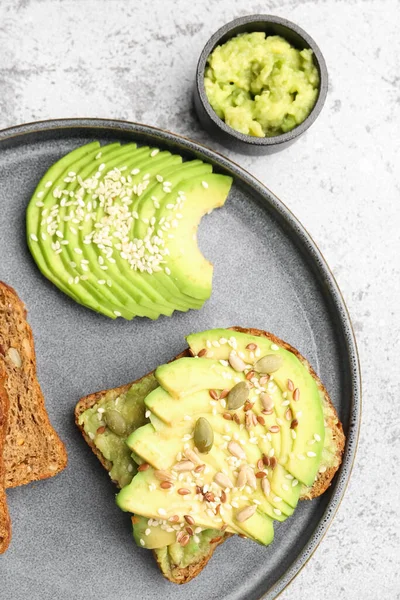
214;472;234;489
261;477;271;496
184;448;202;465
260;393;274;412
154;469;173;481
173;460;195;472
236;465;248;488
245;466;257;490
227;440;246;460
236;505;257;523
228;351;247;372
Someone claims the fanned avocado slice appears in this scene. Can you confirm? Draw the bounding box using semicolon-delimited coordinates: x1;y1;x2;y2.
187;329;325;486
127;412;294;521
27;144;232;319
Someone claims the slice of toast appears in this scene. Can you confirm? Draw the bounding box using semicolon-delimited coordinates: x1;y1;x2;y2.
75;327;345;584
0;282;67;488
0;363;11;553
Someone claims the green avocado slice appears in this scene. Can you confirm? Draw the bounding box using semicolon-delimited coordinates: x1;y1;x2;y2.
155;357;245;399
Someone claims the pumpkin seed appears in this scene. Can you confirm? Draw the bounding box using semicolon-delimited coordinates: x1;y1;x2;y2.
236;505;257;523
227;381;249;410
194;417;214;453
104;409;127;436
254;354;283;374
228;351;247;372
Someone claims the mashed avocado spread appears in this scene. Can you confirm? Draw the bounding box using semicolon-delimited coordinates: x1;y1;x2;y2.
204;32;319;137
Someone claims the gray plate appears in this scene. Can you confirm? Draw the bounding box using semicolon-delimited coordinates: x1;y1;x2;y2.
0;119;360;600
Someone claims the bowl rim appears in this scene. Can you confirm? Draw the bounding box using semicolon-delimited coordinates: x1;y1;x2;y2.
195;14;329;147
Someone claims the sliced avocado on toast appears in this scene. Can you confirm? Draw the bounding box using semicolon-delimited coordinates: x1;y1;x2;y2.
27;143;232;319
75;327;345;584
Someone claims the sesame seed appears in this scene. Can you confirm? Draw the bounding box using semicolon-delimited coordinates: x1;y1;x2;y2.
202;181;209;189
158;508;167;516
307;451;317;457
292;479;299;487
45;181;53;188
140;538;145;546
114;311;121;317
30;233;38;242
165;267;171;275
98;279;106;285
273;508;282;516
314;433;321;442
151;149;159;157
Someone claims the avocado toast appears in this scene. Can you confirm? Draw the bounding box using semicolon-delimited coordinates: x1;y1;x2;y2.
75;327;345;584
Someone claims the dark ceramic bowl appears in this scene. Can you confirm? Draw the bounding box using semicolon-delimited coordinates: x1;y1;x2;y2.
194;15;328;155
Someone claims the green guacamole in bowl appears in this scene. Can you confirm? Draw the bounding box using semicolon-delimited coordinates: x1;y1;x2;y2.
204;32;320;138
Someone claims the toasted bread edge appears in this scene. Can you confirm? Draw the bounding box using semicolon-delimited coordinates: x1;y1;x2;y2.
0;364;11;553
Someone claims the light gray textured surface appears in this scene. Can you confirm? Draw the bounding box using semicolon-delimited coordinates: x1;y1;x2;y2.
0;0;398;598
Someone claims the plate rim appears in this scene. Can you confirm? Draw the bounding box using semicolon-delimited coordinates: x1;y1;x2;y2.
0;117;361;600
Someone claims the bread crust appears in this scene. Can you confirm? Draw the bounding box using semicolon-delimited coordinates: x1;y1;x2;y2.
75;327;345;583
0;282;68;488
0;364;11;553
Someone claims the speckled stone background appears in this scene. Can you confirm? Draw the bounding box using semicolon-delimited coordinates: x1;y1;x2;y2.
0;0;399;598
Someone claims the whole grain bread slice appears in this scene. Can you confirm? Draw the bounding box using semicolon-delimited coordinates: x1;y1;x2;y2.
0;282;67;488
75;327;345;583
0;363;11;553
